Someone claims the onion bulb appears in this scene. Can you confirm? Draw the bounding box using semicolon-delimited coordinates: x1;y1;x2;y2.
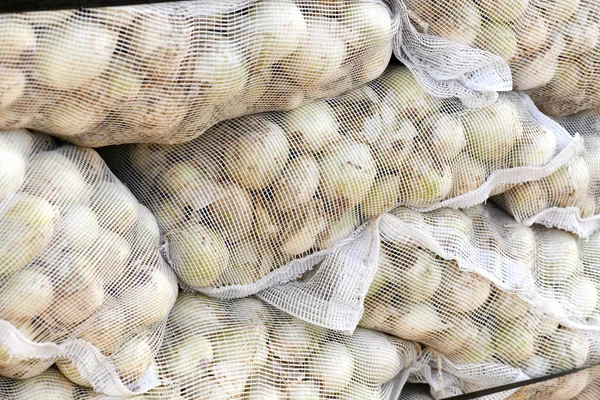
393;303;448;341
0;16;36;58
55;359;90;388
0;67;26;109
283;102;341;154
375;120;419;171
0;268;53;322
502;181;549;220
449;152;489;198
424;114;466;161
512;36;564;91
566;277;598;318
280;200;327;255
42;279;104;326
535;228;582;286
122;268;177;328
307;341;354;395
78;304;128;356
510;125;558;168
493;320;536;363
479;0;527;23
0;145;26;200
57;205;100;251
91;181;138;235
400;157;453;208
272;155;320;213
208;182;254;243
15;368;75;399
163;334;213;383
438;267;491;314
268;318;316;363
224;117;289;190
475;22;518;61
360;175;401;218
168;224;230;287
349;329;403;385
543;156;590;208
112;336;153;383
316;208;359;250
426;0;482;45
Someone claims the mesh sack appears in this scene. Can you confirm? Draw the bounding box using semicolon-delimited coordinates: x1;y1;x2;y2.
63;293;421;399
401;0;600;116
102;65;579;313
356;203;600;395
493;108;600;238
0;0;399;147
0;130;178;396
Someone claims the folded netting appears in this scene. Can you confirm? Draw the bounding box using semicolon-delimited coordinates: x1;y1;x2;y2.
356;203;600;397
493;108;600;238
102;65;579;317
400;0;600;116
0;0;399;147
63;293;420;399
0;130;178;396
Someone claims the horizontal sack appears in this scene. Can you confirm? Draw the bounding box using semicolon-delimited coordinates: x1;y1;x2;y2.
102;64;579;304
0;293;423;400
493;108;600;238
355;204;600;396
400;0;600;116
0;0;398;146
0;130;178;396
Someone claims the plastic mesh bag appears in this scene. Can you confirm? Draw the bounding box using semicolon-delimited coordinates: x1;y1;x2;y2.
0;130;178;396
356;203;600;396
401;0;600;116
0;0;399;147
102;65;579;308
493;108;600;238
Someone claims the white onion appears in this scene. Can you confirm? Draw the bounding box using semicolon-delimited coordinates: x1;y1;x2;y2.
479;0;528;23
393;303;448;341
449;152;489;198
287;380;320;400
78;303;128;356
316;208;359;250
535;228;582;286
503;181;549;219
90;229;129;285
439;267;491;314
0;147;26;200
381;67;437;121
476;22;518;61
57;205;100;251
15;368;75;399
427;0;482;45
208;182;254;243
56;359;91;388
283;102;341;154
224;117;289;190
112;336;153;383
42;279;104;326
544;156;590;208
360;175;401;218
0;269;53;322
307;341;354;395
349;329;403;385
510;126;558;168
280;200;327;256
493;320;537;363
566;277;598;318
273;155;320;213
401;157;453;208
163;334;213;383
0;67;26;109
123;268;177;328
375;120;419;171
425;114;466;161
91;181;137;235
512;37;564;91
268;318;316;363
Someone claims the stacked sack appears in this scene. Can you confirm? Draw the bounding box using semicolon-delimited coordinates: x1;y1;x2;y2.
400;0;600;116
358;203;599;397
493;107;600;238
0;130;177;396
0;0;398;146
0;294;421;399
103;65;579;331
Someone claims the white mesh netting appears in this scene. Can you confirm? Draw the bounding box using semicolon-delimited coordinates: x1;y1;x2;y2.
400;0;600;116
101;65;580;328
0;0;399;146
0;130;178;396
0;293;423;399
493;107;600;238
354;203;600;398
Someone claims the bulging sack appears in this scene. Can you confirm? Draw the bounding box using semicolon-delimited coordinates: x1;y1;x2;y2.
493;108;600;238
0;0;398;146
103;65;578;303
0;294;423;400
401;0;600;116
0;130;178;396
358;203;600;397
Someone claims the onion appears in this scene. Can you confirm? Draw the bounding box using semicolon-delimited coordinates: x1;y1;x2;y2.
131;206;161;257
24;152;89;206
381;67;437;121
502;181;549;219
273;155;320;213
537;0;581;25
563;21;599;57
45;251;95;295
447;326;494;365
491;291;531;322
360;175;401;218
510;125;558;168
56;358;91;388
253;196;280;244
517;10;549;53
219;238;262;286
0;268;53;322
247;0;308;67
479;0;528;23
535;228;582;286
287;380;320;400
168;224;230;287
493;320;537;363
463;99;521;165
307;341;354;395
0;146;26;200
424;114;466;161
316;208;359;250
208;182;254;243
0;357;54;381
163;334;213;383
15;368;75;399
542;329;589;371
280;200;327;255
89;229;129;286
168;293;223;336
35;20;118;90
112;336;153;383
342;2;392;48
543;156;590;208
476;22;518;61
103;60;144;101
400;156;453;208
42;279;104;326
224;117;290;190
438;267;491;314
211;360;251;398
375;120;419;171
426;0;482;45
0;16;35;59
123;268;177;328
78;303;128;356
352;41;393;84
520;354;553;378
429;317;479;355
43;94;104;138
317;140;376;207
566;277;598;318
281;16;347;85
449;152;489;198
392;303;448;341
512;36;564;91
268;318;316;363
191;37;248;105
283;102;341;154
90;181;138;235
0;67;26;109
0;194;57;276
57;205;99;251
349;329;403;385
